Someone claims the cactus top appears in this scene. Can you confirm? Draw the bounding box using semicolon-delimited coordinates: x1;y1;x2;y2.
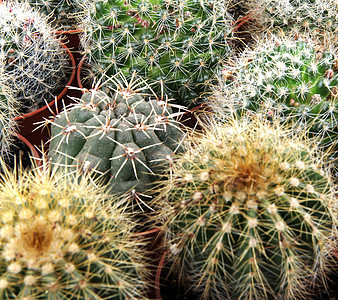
48;77;185;200
81;0;234;105
159;118;336;299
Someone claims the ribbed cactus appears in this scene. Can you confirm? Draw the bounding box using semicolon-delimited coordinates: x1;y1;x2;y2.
0;0;68;110
247;0;337;42
47;74;185;203
80;0;234;105
211;38;337;165
0;158;149;299
158;118;337;300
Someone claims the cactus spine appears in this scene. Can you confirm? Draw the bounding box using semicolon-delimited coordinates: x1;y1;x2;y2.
80;0;234;105
0;0;68;110
0;158;149;299
158;118;336;299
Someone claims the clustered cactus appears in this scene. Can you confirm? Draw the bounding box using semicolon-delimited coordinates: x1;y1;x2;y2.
80;0;234;105
0;0;69;110
211;38;337;164
47;74;185;203
158;118;337;299
0;159;149;299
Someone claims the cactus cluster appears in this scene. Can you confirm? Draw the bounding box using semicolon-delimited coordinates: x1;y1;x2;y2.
210;38;337;165
80;0;234;105
0;159;149;299
0;0;69;110
47;74;185;203
158;118;337;299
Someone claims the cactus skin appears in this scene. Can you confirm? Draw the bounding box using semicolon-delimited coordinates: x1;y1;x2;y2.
211;39;337;168
0;0;68;109
81;0;233;105
0;158;149;299
158;119;336;300
48;75;185;200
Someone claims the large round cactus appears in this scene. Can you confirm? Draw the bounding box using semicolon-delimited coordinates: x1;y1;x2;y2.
80;0;234;105
0;0;68;109
0;158;149;299
48;74;185;201
211;38;337;166
157;118;337;299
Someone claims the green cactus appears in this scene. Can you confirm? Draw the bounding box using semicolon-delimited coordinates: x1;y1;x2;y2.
157;118;337;299
211;38;337;171
246;0;337;43
47;74;185;206
0;0;68;110
80;0;234;105
0;158;149;299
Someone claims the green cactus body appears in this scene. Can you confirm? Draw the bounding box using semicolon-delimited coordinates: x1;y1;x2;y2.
0;0;68;109
48;77;184;198
81;0;233;105
212;39;337;164
0;159;149;299
159;119;336;299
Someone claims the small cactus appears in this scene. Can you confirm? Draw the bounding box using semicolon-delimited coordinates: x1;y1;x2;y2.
80;0;234;105
0;158;149;299
0;0;69;110
47;74;185;206
158;118;337;299
210;37;337;171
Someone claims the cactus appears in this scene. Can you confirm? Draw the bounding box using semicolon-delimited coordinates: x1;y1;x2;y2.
157;118;337;299
246;0;337;43
0;158;149;299
0;0;68;111
24;0;91;29
80;0;234;105
47;74;185;205
210;37;337;171
0;86;18;161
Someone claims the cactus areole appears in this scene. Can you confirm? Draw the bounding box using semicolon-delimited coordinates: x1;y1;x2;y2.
49;84;184;196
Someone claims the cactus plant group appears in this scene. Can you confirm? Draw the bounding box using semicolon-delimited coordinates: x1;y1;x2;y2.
80;0;234;105
157;118;337;299
0;0;69;111
47;74;185;203
0;159;149;299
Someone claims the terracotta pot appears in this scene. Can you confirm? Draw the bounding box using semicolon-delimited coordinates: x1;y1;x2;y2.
14;132;41;167
14;41;76;149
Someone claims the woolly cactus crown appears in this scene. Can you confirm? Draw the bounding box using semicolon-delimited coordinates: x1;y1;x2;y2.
158;118;337;299
0;158;149;299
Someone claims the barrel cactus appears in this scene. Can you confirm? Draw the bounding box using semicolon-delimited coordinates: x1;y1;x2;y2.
80;0;234;105
0;0;68;110
211;38;337;169
0;158;149;299
158;118;337;299
47;74;185;203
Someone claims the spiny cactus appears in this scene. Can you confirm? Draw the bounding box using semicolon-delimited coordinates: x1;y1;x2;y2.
157;118;337;300
246;0;337;43
0;86;17;161
210;37;337;167
47;73;185;206
25;0;91;29
0;158;149;299
0;0;68;110
80;0;234;105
